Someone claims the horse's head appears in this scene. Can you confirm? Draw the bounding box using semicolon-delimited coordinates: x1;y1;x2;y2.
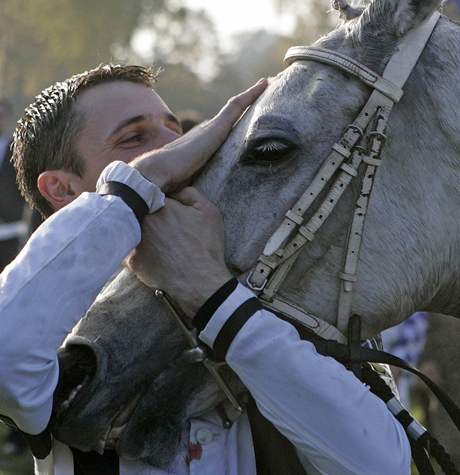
53;0;460;465
198;0;460;336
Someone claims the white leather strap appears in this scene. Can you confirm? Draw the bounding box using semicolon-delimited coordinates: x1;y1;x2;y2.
263;296;347;343
336;103;392;333
284;46;404;103
382;12;440;88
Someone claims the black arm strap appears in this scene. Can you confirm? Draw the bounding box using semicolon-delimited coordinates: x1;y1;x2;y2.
99;181;149;224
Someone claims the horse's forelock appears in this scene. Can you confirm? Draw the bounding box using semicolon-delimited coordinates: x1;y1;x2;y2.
341;0;443;46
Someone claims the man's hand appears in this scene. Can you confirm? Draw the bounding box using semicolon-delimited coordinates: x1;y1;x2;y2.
127;187;233;317
131;78;268;191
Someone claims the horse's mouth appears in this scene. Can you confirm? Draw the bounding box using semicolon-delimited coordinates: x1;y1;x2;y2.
101;392;143;454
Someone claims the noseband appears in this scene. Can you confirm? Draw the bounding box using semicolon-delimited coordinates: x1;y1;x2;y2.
246;12;441;341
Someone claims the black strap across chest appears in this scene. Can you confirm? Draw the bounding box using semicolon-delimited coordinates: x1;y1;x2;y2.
247;396;307;475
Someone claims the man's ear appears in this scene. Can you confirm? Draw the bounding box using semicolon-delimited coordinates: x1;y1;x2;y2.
37;170;85;212
358;0;442;37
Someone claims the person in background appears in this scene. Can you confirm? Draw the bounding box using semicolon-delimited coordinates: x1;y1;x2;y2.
382;312;430;407
0;98;26;271
0;98;29;462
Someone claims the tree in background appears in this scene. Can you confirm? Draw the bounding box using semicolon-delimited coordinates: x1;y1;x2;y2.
132;1;220;80
0;0;149;111
0;0;337;124
274;0;335;44
0;0;216;120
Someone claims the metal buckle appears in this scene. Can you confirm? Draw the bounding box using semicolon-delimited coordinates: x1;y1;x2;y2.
352;145;368;156
344;124;364;139
246;271;268;292
368;130;387;144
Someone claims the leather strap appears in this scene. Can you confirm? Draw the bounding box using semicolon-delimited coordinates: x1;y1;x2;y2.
336;105;392;332
347;314;362;380
382;11;441;87
247;396;307;475
284;46;404;102
99;181;149;224
312;340;460;434
263;295;347;343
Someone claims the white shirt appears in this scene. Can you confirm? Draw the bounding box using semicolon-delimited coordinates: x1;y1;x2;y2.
0;164;411;475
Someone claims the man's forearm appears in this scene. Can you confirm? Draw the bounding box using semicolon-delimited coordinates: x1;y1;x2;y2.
0;192;140;434
196;282;411;475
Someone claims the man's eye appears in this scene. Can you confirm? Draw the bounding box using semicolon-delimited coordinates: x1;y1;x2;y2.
241;138;296;164
119;134;144;146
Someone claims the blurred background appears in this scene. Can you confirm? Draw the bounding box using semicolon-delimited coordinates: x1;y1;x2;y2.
1;1;460;474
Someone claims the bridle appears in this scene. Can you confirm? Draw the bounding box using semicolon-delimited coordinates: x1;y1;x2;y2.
246;11;441;342
155;11;443;417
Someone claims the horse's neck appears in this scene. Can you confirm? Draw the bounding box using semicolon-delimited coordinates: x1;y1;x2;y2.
386;16;460;320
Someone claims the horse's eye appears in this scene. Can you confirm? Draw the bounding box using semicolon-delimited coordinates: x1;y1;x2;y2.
242;138;296;164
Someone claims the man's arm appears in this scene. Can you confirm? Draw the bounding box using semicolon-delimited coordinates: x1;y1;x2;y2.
196;281;411;475
129;188;411;475
0;80;266;436
0;183;142;435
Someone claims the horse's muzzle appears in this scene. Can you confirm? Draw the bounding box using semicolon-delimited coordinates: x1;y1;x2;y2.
51;336;111;452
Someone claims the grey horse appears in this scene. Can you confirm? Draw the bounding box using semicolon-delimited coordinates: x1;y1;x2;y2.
52;0;460;467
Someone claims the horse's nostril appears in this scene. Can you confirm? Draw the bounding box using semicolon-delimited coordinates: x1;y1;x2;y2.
55;342;99;411
59;344;97;384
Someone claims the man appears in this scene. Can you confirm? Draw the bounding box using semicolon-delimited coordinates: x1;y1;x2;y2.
2;64;410;474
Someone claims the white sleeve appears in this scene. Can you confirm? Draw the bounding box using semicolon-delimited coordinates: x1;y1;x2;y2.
198;283;411;475
0;161;163;435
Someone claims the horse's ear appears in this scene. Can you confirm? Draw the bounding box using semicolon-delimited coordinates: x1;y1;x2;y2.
359;0;442;36
331;0;364;21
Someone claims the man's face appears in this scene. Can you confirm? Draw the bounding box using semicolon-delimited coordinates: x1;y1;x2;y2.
74;81;182;191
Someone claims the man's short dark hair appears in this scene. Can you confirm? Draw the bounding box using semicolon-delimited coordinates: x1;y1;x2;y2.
12;64;159;217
